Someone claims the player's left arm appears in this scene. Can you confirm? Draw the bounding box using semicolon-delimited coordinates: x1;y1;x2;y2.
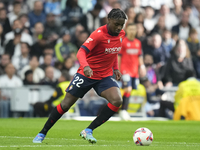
113;54;122;81
139;55;146;77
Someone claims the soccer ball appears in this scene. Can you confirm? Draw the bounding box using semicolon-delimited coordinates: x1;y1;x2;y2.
133;127;153;146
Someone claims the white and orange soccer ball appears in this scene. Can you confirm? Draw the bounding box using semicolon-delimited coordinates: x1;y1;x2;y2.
133;127;153;146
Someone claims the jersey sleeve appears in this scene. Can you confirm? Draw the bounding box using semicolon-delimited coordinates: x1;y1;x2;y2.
81;31;101;53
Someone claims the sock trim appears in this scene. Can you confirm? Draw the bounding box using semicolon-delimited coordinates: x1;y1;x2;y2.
57;104;65;115
124;92;130;97
107;103;119;112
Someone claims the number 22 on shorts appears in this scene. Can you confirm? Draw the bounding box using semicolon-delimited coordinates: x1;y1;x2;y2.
72;76;84;88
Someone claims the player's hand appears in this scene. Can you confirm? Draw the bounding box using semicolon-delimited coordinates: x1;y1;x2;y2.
84;66;93;77
114;70;122;81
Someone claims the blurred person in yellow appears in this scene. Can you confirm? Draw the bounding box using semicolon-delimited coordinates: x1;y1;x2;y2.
173;70;200;120
159;70;200;119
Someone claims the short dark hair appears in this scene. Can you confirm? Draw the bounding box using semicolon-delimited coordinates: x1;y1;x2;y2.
108;8;127;20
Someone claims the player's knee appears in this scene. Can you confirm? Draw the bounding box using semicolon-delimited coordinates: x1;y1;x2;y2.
110;96;122;107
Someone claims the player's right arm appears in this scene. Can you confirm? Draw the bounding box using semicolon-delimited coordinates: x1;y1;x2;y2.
76;30;101;77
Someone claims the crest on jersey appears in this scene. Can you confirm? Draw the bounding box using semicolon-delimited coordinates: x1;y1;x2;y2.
120;36;122;43
108;39;110;43
86;37;93;43
69;85;73;90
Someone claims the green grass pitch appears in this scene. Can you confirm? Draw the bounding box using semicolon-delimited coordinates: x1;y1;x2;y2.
0;118;200;150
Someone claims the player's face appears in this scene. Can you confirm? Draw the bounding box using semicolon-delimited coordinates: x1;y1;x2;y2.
126;25;137;37
108;18;125;35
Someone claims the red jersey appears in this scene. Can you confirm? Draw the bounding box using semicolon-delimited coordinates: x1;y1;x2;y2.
119;37;142;78
77;25;125;80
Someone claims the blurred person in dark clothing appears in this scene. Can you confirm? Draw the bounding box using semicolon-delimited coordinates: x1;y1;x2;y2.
74;30;89;49
0;8;12;37
23;70;35;85
186;28;200;57
135;23;146;43
172;11;192;40
62;0;83;29
32;22;44;44
192;49;200;79
164;39;195;87
80;3;102;34
43;13;61;44
0;54;11;75
40;66;58;88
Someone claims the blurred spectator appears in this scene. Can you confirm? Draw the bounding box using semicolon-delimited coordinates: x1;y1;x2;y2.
30;37;47;58
62;0;83;29
129;0;144;14
32;22;44;44
191;0;200;18
155;4;179;30
44;0;61;16
8;0;30;14
62;56;78;79
0;8;12;38
192;49;200;79
124;6;136;29
160;70;200;119
172;11;192;40
43;13;61;44
162;28;176;54
39;54;53;71
11;42;30;72
151;16;166;35
186;28;200;57
18;14;31;34
0;63;23;118
164;40;195;86
0;54;11;75
23;69;35;85
144;6;156;33
80;3;102;34
4;19;33;47
40;66;58;87
74;30;89;49
0;24;4;55
112;1;121;9
134;13;144;24
7;1;22;25
185;5;199;28
135;23;146;42
140;76;164;117
171;0;183;19
39;45;54;64
143;33;170;66
71;24;85;46
28;1;46;28
55;30;77;63
20;55;45;83
34;72;70;117
144;54;163;89
0;1;5;9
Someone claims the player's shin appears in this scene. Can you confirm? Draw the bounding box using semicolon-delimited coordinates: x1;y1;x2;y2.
40;104;66;135
87;103;119;130
122;92;131;110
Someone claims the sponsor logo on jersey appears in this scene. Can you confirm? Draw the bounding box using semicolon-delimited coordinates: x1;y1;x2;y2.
85;38;93;43
105;47;121;54
126;49;139;54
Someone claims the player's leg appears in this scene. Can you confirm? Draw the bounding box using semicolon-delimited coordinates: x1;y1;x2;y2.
33;93;78;143
81;77;121;141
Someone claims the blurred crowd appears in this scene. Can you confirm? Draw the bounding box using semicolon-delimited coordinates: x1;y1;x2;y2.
0;0;200;118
